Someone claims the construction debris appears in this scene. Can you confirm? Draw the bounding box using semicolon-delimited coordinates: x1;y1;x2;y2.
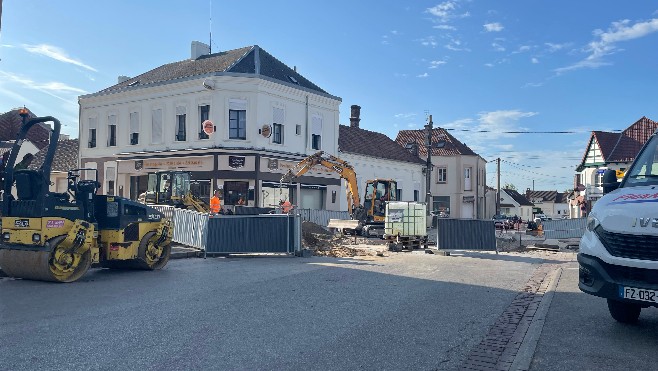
301;221;387;258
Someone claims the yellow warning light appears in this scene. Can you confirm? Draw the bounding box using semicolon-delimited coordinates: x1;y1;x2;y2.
616;170;625;179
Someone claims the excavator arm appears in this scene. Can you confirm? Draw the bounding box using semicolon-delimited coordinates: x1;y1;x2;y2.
281;151;361;215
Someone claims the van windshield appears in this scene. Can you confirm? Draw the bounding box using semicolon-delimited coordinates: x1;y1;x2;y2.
623;133;658;188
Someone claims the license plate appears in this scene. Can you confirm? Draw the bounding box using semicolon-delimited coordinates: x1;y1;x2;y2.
620;286;658;304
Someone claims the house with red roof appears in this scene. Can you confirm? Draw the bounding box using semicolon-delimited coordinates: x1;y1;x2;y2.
573;116;658;217
395;125;488;219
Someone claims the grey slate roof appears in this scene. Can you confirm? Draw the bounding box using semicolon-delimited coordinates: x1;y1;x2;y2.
94;45;330;96
503;188;534;206
338;125;425;164
29;139;78;173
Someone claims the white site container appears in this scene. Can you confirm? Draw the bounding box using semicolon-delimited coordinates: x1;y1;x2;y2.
384;201;427;237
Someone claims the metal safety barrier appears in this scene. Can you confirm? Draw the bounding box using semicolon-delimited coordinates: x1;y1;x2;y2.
149;205;208;249
542;218;586;239
434;218;496;251
296;209;350;227
205;214;301;254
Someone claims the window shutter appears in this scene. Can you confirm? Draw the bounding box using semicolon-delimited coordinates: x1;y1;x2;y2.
312;116;322;134
106;166;116;181
130;112;139;133
273;107;284;124
176;106;186;115
108;114;117;127
229;99;247;110
88;117;97;129
152;109;163;143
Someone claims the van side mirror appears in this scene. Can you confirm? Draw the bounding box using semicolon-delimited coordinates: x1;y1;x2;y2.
602;169;619;194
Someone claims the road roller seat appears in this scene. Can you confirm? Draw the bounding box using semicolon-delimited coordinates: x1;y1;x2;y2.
14;169;43;201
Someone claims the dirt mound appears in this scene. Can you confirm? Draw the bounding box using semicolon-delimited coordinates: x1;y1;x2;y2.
302;221;333;236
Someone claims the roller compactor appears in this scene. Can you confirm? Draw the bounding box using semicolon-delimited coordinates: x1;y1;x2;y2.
0;110;172;282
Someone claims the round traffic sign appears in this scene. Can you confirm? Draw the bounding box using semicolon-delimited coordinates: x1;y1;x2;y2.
202;120;214;135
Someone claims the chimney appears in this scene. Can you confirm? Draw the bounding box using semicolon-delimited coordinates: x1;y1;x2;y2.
118;76;130;84
191;41;210;60
350;105;361;128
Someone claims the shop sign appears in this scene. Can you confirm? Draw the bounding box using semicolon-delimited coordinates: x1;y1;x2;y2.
229;156;246;169
462;195;475;203
268;159;279;170
134;160;143;171
143;158;206;169
261;124;272;138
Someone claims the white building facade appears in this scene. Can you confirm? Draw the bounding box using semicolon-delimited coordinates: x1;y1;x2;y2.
78;43;343;210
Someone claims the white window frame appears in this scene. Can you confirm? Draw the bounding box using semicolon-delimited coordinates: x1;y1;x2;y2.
464;167;472;191
107;114;117;147
311;115;322;150
88;117;97;148
129;112;140;145
175;106;187;142
437;167;447;183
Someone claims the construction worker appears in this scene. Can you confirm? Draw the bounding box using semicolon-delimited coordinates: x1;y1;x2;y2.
210;190;222;214
280;199;292;213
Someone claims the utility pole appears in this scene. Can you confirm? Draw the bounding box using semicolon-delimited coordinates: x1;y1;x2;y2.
425;115;433;215
496;157;501;215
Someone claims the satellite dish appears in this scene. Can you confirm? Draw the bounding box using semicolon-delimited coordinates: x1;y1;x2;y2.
202;79;215;90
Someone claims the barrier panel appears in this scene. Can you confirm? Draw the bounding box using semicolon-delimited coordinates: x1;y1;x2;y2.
434;218;496;251
205;214;301;254
297;209;350;227
171;208;209;249
542;218;586;239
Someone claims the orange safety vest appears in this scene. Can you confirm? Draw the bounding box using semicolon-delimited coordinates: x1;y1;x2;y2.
210;195;221;213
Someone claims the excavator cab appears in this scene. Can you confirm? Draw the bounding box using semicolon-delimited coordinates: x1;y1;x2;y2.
144;171;191;207
362;179;397;222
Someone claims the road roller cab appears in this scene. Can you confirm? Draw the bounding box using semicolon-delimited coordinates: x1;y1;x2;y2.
0;111;172;282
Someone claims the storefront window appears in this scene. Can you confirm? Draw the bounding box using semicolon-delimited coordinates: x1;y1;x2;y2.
433;196;450;217
224;181;249;205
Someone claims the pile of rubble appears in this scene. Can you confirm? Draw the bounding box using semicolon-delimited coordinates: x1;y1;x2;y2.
301;221;386;258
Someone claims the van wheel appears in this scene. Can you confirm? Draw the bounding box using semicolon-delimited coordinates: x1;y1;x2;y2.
607;299;641;323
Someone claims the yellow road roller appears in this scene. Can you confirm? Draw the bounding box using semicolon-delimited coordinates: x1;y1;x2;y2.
0;110;172;282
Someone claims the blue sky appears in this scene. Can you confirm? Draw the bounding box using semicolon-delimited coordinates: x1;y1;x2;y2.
2;1;658;192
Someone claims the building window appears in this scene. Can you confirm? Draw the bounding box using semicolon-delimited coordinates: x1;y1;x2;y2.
311;115;322;150
152;108;163;144
88;117;97;148
129;112;139;145
414;190;419;202
437;167;447;183
432;196;450;217
464;167;472;191
107;114;117;147
106;166;116;196
594;171;603;187
229;109;246;140
198;105;210;140
296;124;302;135
396;188;403;201
224;181;248;205
273;123;283;144
176;107;186;141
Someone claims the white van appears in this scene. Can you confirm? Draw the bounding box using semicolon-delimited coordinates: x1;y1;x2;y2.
578;127;658;323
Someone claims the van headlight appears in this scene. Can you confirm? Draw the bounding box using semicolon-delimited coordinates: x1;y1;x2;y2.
586;215;600;232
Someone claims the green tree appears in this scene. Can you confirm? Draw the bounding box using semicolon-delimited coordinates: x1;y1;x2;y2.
504;182;517;190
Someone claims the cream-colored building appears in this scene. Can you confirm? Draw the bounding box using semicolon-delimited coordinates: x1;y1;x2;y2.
78;42;343;210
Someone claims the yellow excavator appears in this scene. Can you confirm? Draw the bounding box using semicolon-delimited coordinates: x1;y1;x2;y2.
0;110;172;282
281;151;398;236
139;171;210;213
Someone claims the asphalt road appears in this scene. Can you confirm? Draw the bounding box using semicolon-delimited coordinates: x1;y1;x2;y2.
2;250;656;370
0;251;551;371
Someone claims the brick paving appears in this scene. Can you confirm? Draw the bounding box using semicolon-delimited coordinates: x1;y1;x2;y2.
459;263;557;371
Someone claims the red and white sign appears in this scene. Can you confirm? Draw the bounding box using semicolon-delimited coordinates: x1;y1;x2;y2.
202;120;215;135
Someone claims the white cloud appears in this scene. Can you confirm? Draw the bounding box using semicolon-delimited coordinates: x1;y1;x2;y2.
417;72;430;78
420;36;438;47
511;45;533;54
484;63;494;67
555;18;658;74
433;25;456;31
429;59;447;68
22;44;97;72
445;38;469;51
484;22;504;32
523;81;544;88
427;1;469;25
544;42;569;53
531;57;539;64
492;42;505;52
0;71;87;94
394;113;418;119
